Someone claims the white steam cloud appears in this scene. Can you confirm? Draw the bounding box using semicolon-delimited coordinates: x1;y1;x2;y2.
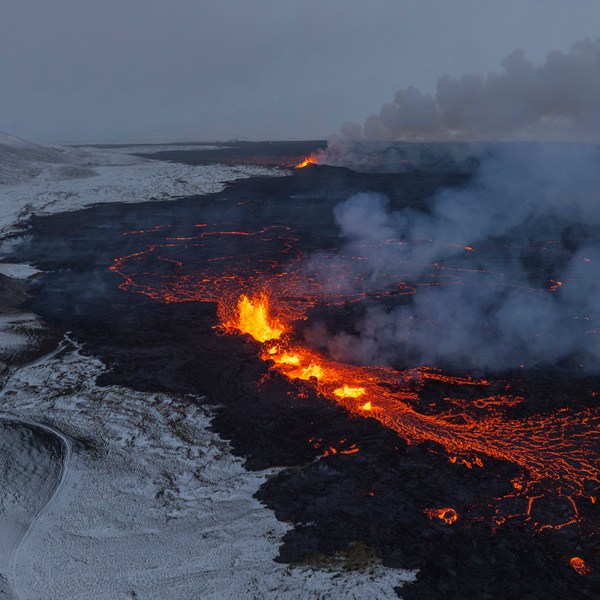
304;144;600;372
339;38;600;142
305;37;600;372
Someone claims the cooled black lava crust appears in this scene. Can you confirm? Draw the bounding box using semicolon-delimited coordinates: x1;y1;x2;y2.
11;144;599;599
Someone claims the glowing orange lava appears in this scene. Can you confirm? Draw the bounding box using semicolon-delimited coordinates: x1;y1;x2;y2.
222;293;286;342
569;557;592;576
334;385;366;399
110;223;600;533
273;353;301;366
295;155;318;168
220;289;599;507
424;507;459;524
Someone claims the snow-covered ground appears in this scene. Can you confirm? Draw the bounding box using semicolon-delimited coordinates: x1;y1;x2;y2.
0;264;39;279
0;135;416;598
0;313;46;360
0;132;286;239
0;346;415;599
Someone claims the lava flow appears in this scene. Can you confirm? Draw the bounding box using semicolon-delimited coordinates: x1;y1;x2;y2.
110;222;599;536
569;556;592;576
295;154;318;168
222;293;599;503
223;293;285;343
424;507;459;525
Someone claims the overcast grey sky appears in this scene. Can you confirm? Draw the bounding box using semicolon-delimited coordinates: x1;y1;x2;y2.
2;0;600;143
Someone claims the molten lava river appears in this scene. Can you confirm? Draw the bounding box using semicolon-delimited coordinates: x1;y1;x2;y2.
111;218;599;579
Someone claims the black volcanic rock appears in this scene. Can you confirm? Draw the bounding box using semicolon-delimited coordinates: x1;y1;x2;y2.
10;146;600;600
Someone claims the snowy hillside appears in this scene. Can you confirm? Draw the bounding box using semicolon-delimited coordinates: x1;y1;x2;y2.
0;131;95;185
0;131;64;158
0;133;287;239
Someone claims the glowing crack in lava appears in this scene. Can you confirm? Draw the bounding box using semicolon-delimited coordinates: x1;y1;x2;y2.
424;507;459;525
110;223;599;536
569;556;592;576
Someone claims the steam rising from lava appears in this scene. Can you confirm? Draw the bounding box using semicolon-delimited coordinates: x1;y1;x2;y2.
223;293;285;343
214;291;598;517
304;144;600;372
336;37;600;142
110;200;599;532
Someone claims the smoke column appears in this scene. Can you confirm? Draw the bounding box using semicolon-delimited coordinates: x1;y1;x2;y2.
303;38;600;372
336;38;600;142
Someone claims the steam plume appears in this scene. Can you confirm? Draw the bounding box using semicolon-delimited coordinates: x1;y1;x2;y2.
339;38;600;142
304;37;600;372
304;144;600;372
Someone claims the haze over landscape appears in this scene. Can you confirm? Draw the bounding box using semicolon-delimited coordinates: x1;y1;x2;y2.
1;2;600;600
2;0;600;142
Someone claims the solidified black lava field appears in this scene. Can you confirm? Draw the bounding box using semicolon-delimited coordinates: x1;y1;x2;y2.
10;143;599;599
